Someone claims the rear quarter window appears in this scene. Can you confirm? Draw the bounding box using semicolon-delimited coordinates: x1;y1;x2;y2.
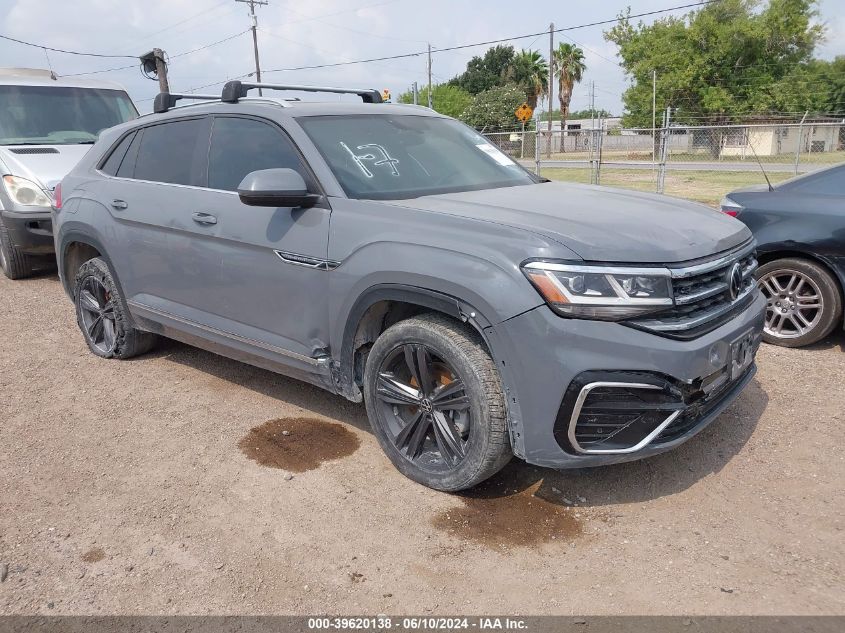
99;131;136;176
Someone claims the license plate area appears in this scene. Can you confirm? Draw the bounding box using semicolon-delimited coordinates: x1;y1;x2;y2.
730;328;756;380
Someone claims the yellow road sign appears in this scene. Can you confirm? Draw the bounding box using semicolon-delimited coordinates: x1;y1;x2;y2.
515;103;533;122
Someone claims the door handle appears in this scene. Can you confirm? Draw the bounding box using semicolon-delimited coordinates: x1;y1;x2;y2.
111;199;128;210
191;212;218;225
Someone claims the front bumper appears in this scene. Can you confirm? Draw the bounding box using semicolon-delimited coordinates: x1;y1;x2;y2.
491;289;766;468
0;209;54;255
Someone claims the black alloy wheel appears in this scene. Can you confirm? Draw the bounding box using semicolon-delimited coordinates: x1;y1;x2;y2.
374;343;471;472
77;274;118;355
363;314;511;491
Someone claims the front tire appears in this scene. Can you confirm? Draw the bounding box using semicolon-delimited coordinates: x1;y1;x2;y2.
73;257;157;359
757;257;842;347
0;217;35;280
363;313;511;491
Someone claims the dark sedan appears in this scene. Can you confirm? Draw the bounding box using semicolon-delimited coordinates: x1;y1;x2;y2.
721;163;845;347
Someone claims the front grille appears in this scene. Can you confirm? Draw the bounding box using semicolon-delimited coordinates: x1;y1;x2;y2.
570;383;682;452
628;240;758;339
654;365;754;444
554;367;754;455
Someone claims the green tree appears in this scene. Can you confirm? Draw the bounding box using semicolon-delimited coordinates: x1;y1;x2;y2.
551;43;587;146
506;49;548;109
449;45;516;95
398;84;473;118
769;56;845;114
459;85;526;131
604;0;824;126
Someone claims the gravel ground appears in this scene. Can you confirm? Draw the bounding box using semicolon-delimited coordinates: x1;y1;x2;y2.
0;272;843;615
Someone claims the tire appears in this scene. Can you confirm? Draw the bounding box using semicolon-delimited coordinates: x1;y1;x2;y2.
363;313;511;491
0;216;35;280
757;257;842;348
73;257;157;359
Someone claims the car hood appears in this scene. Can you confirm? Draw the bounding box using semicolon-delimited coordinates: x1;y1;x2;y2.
393;181;752;263
0;145;92;191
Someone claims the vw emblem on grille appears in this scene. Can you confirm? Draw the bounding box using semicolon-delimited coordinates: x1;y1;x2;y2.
727;262;743;301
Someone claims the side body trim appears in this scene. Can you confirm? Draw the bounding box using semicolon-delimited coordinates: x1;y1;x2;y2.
127;300;321;366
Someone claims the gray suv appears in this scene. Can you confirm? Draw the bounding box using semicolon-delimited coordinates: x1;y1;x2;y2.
54;81;765;491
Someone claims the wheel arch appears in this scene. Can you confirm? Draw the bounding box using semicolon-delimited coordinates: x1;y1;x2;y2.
334;284;526;458
57;230;140;328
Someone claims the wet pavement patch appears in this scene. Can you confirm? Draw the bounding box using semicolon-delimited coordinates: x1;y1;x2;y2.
238;417;361;473
81;548;105;563
432;466;584;549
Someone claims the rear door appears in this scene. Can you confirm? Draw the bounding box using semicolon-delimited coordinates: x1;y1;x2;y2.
95;116;218;318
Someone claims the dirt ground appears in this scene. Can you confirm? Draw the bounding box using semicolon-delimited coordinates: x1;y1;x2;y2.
0;272;843;616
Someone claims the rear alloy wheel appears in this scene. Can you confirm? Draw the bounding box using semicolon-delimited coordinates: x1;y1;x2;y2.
364;313;511;491
757;258;842;348
74;257;157;359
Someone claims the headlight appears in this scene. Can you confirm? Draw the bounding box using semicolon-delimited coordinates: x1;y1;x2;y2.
2;175;53;208
522;261;673;320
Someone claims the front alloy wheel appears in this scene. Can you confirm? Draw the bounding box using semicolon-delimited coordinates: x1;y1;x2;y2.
375;343;471;472
364;314;511;491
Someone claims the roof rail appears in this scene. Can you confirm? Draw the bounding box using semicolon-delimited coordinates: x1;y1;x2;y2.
221;81;383;104
153;92;219;114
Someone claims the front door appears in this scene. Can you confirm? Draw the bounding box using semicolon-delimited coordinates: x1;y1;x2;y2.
177;115;332;364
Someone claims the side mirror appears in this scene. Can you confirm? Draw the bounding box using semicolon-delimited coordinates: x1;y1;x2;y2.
237;168;320;208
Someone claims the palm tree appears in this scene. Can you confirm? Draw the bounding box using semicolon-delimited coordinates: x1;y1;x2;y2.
507;49;548;110
552;43;586;150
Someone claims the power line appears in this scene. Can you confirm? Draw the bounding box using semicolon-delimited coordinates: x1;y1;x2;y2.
0;33;137;58
262;1;721;74
132;0;231;42
169;29;251;59
57;30;251;78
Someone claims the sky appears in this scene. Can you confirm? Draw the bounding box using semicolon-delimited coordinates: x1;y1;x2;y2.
1;0;843;115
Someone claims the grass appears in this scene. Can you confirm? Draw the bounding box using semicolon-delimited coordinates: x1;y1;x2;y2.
541;167;794;207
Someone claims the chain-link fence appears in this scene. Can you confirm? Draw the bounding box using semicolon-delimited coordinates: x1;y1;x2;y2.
481;120;844;206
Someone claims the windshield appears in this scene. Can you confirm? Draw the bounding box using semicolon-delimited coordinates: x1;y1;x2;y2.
297;114;537;200
0;85;137;145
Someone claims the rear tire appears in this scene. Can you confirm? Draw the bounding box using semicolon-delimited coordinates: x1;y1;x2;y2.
757;257;842;348
0;217;35;280
363;313;512;491
73;257;157;359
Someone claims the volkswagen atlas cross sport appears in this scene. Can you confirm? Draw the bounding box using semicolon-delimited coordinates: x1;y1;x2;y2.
53;81;765;491
0;68;137;279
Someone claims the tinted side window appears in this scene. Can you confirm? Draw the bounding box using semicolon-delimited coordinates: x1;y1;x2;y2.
116;130;142;179
134;118;206;186
100;131;135;176
208;117;308;192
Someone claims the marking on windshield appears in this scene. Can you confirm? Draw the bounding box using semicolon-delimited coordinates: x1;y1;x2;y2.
339;141;400;178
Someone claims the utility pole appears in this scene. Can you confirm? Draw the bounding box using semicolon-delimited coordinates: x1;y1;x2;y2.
236;0;268;95
547;23;554;158
412;81;418;105
427;43;433;109
652;70;657;169
152;48;169;93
